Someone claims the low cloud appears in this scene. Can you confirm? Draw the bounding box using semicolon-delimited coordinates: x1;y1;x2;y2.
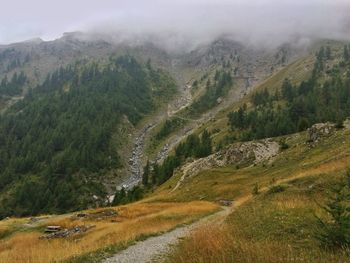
1;0;350;50
82;0;350;51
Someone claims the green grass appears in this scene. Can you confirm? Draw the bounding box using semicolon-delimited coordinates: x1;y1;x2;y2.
150;126;350;205
165;162;350;263
159;114;350;262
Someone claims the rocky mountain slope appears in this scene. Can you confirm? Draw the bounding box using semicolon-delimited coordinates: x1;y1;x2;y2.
0;32;350;262
0;33;343;216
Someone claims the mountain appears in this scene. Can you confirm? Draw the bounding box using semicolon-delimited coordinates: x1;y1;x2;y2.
0;32;350;262
0;54;176;217
0;33;347;217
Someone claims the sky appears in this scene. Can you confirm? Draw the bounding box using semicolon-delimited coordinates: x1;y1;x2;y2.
1;0;349;48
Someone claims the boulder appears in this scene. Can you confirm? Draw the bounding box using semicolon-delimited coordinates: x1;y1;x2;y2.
40;225;95;239
308;123;334;143
218;200;233;206
179;139;279;181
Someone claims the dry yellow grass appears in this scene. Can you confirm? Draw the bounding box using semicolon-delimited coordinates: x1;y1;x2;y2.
168;175;350;263
168;224;299;263
0;201;218;263
169;224;350;263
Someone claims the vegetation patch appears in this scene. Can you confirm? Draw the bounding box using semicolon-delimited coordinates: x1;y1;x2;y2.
167;171;350;263
267;184;288;194
0;201;218;263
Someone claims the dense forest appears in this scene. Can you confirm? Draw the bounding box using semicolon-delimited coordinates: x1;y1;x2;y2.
0;71;27;96
0;56;176;218
188;70;233;116
156;118;187;140
228;45;350;141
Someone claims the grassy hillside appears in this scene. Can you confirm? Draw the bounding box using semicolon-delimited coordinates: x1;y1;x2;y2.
0;201;218;263
193;42;350;147
163;122;350;262
1;119;349;263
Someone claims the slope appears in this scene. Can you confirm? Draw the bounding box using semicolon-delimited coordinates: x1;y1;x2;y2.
0;55;176;218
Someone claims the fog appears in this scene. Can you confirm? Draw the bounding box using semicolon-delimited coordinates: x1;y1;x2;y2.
1;0;350;50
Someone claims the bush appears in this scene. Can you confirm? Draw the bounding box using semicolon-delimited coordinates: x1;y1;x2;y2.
314;171;350;249
252;183;260;195
267;185;287;194
279;139;289;150
335;118;345;129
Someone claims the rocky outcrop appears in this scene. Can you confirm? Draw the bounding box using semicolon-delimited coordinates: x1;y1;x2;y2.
40;225;96;239
172;139;279;191
308;122;334;143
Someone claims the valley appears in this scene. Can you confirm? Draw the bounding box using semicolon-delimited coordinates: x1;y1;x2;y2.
0;34;350;263
1;117;350;263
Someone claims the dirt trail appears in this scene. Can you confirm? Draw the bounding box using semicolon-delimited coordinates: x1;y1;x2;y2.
103;169;332;263
102;179;271;263
101;206;231;263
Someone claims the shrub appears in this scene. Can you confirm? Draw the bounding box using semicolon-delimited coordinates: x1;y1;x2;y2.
314;171;350;249
335;118;345;129
279;139;289;150
252;183;260;195
267;185;287;194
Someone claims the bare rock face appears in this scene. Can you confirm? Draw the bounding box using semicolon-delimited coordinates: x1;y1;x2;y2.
308;123;334;143
175;139;279;188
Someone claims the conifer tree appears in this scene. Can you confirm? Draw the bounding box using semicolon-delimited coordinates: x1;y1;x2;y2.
142;160;150;186
315;171;350;249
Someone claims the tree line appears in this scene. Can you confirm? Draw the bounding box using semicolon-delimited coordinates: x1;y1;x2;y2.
188;70;233;116
228;45;350;141
142;129;212;188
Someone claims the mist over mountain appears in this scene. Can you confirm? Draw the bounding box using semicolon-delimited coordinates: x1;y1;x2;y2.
84;0;350;51
1;0;350;51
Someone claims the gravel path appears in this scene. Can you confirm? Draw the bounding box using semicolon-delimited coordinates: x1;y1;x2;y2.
102;207;231;263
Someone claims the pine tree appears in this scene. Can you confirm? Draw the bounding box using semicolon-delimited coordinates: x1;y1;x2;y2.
297;117;309;132
326;46;332;60
142;160;150;186
315;171;350;249
152;163;159;185
197;129;212;157
344;45;349;61
281;78;294;102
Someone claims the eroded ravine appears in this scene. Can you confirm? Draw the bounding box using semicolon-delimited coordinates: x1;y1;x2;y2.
118;66;194;189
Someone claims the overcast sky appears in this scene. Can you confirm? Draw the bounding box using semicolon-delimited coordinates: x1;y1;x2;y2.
1;0;349;47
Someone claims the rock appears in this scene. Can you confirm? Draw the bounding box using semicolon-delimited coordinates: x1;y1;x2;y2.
40;225;96;239
45;225;62;233
218;200;233;206
29;217;40;223
76;213;88;218
308;122;334;143
175;139;279;189
71;209;118;220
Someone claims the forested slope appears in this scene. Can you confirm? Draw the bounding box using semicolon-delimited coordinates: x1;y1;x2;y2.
227;45;350;141
0;56;176;217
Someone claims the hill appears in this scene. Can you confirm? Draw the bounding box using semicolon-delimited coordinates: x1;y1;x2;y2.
0;120;349;262
0;55;176;217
